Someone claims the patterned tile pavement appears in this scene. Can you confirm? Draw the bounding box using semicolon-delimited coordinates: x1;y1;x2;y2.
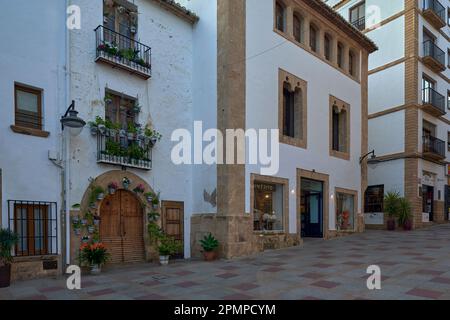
1;224;450;300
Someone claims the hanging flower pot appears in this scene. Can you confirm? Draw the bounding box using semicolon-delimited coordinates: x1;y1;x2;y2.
81;219;88;226
94;218;101;227
127;132;135;141
82;236;90;243
90;126;98;136
150;136;158;146
130;26;137;34
119;129;127;138
122;177;131;189
74;228;81;236
87;226;95;234
103;16;108;24
97;192;104;201
89;202;96;209
98;124;106;135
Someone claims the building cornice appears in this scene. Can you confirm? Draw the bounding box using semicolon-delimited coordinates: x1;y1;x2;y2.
150;0;199;24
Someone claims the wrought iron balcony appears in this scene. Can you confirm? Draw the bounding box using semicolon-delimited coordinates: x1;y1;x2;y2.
423;0;446;29
423;135;446;160
351;17;366;31
423;41;446;72
93;127;153;170
422;88;446;116
95;25;151;79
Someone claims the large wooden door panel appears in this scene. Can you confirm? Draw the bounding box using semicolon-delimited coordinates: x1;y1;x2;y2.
162;201;184;257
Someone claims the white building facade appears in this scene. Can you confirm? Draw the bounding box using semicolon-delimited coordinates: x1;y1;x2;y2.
327;0;450;228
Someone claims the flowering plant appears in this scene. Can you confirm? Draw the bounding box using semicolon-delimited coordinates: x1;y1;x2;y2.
80;243;110;266
133;184;145;194
108;182;119;189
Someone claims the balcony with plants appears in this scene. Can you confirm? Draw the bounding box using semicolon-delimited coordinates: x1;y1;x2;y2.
89;116;161;171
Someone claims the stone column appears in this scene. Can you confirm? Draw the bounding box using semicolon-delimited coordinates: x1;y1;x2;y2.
286;6;294;39
304;16;310;48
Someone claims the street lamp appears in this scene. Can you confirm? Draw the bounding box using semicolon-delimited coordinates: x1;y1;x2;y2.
60;100;86;136
359;150;376;164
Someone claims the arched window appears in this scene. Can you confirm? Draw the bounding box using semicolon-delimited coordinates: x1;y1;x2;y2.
275;2;286;32
349;50;356;76
337;42;344;68
293;13;303;43
324;34;332;61
310;24;318;52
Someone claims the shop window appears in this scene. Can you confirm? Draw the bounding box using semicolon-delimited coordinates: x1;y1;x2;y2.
293;13;304;43
336;191;356;231
324;33;332;61
253;182;284;232
275;1;286;33
330;96;350;159
279;69;307;149
105;90;137;130
14;84;42;130
364;185;384;213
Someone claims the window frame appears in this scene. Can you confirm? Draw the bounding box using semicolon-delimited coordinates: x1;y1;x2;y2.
349;1;365;27
14;204;49;256
14;83;43;131
275;1;286;33
329;95;351;160
349;50;356;76
335;187;358;232
278;69;308;149
364;185;384;213
309;23;318;53
104;90;137;130
337;42;344;69
293;12;303;43
324;33;332;61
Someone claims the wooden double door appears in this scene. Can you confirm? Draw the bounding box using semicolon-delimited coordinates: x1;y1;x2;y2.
100;190;144;264
161;201;184;259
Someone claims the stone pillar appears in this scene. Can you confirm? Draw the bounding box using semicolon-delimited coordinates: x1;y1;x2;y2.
215;0;254;259
304;16;310;48
360;51;369;228
318;28;325;57
286;6;294;39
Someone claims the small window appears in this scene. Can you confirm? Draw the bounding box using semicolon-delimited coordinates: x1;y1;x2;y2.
324;34;332;61
310;24;318;52
337;42;344;68
447;132;450;151
365;185;384;213
105;91;137;130
293;13;303;43
336;191;356;231
330;96;350;159
350;1;365;31
15;84;42;130
349;50;356;76
275;1;286;33
253;181;285;232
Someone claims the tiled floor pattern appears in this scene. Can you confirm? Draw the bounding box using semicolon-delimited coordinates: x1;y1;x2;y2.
1;224;450;300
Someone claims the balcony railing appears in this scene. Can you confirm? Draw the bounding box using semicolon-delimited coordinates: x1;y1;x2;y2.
423;40;446;71
422;87;446;116
95;25;151;79
423;0;446;28
423;135;446;159
351;17;366;31
95;127;153;170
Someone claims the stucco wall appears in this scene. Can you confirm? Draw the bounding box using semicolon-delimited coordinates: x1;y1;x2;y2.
68;0;195;258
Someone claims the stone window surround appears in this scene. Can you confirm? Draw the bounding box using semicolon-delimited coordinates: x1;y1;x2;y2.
278;68;308;149
273;0;361;82
329;94;351;161
250;173;289;235
334;187;358;232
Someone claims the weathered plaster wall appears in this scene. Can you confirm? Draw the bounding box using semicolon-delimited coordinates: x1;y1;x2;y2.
68;0;195;258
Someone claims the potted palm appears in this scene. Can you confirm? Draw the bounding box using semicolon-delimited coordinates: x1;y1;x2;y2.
200;233;219;261
398;197;413;231
384;191;400;231
0;228;19;288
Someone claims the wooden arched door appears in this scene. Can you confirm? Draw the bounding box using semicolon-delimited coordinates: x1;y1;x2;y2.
100;190;144;264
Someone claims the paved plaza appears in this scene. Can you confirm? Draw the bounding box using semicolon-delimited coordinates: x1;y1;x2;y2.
1;224;450;300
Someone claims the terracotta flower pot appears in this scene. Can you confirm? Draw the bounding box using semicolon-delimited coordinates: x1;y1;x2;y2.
403;219;413;231
387;218;396;231
203;251;217;262
0;264;12;288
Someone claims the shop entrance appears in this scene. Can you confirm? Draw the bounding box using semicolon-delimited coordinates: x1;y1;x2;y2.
422;185;434;222
301;179;324;238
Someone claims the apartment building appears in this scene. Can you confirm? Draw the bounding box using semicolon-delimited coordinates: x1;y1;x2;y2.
183;0;376;258
327;0;450;229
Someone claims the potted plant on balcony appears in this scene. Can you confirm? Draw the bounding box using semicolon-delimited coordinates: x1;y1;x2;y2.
108;182;118;195
384;191;400;231
200;233;219;262
127;123;138;140
80;242;110;275
0;228;19;288
398;197;413;231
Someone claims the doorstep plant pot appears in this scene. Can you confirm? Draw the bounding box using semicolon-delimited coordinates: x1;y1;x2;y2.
203;251;217;262
90;264;101;275
159;255;170;266
403;219;413;231
387;218;396;231
0;264;12;288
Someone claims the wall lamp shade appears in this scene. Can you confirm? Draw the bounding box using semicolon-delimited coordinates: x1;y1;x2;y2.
60;101;86;136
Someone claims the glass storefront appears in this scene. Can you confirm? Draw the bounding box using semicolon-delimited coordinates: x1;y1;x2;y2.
336;192;355;231
253;182;284;232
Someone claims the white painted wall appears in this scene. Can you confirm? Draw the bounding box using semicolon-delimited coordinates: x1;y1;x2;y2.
368;63;405;113
246;0;363;234
369;111;405;155
68;0;195;257
0;0;66;253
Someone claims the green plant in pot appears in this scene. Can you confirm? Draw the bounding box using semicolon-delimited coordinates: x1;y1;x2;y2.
158;236;182;266
384;191;400;231
398;197;413;231
200;233;219;261
0;228;19;288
